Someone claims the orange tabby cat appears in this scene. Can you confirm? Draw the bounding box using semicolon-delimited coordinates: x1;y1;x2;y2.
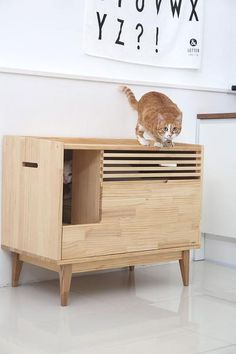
121;86;182;147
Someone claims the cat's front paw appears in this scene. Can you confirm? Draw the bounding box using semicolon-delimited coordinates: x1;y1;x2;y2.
163;140;174;147
154;142;163;148
137;137;150;146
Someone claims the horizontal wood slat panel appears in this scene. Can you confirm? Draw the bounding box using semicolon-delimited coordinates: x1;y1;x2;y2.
104;166;201;172
104;172;201;178
104;159;199;165
104;153;201;158
103;149;202;181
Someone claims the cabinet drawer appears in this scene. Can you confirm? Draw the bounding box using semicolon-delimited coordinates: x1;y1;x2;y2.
62;180;201;260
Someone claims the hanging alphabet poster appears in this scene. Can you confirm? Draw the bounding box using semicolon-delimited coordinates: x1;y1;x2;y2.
84;0;204;69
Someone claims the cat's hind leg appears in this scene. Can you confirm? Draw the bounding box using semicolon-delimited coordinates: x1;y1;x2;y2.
136;124;150;146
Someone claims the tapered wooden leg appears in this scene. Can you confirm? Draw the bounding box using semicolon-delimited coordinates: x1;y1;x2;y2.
179;250;189;286
129;266;135;271
59;265;72;306
12;252;23;287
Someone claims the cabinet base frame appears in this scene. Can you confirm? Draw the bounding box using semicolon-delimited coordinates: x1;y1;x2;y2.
9;248;190;306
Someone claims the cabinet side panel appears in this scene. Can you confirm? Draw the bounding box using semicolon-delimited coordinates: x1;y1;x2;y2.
2;136;63;260
2;137;24;250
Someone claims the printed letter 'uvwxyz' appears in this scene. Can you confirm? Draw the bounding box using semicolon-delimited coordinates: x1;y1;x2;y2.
115;19;125;45
189;0;199;21
155;0;163;15
96;12;107;40
136;0;145;12
170;0;183;18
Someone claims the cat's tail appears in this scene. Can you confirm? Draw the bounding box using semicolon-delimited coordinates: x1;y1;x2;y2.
120;86;138;111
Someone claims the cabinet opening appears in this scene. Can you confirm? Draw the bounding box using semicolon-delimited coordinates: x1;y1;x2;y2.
63;150;73;224
63;150;103;225
103;150;202;182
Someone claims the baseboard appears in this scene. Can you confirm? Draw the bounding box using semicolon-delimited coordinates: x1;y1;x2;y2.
193;234;205;261
204;234;236;268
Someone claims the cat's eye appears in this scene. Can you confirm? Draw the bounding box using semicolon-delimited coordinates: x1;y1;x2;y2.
172;127;177;132
164;127;168;132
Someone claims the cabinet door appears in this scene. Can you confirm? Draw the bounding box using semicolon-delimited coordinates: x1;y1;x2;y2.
62;180;201;260
199;119;236;238
2;137;64;260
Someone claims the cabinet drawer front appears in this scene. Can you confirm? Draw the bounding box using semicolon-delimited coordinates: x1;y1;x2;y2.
62;180;201;260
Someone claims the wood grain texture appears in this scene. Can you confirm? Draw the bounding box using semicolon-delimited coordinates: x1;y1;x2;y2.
103;172;201;179
58;246;200;265
19;254;59;272
72;251;182;273
197;113;236;119
62;180;201;260
12;252;23;287
179;250;190;286
39;137;202;151
2;136;63;260
104;166;201;171
59;265;72;306
2;246;60;263
104;152;201;158
71;150;102;224
104;159;200;165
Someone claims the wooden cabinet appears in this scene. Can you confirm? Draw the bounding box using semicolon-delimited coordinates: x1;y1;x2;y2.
1;136;203;305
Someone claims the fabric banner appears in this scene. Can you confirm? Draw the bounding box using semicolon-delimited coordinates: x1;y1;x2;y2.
84;0;203;69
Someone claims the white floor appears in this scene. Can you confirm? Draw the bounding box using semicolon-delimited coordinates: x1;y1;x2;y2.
0;261;236;354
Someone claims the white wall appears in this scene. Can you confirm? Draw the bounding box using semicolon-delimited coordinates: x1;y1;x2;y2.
0;0;235;90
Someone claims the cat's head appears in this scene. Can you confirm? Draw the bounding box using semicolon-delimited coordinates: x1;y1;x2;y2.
156;113;182;144
63;160;72;184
